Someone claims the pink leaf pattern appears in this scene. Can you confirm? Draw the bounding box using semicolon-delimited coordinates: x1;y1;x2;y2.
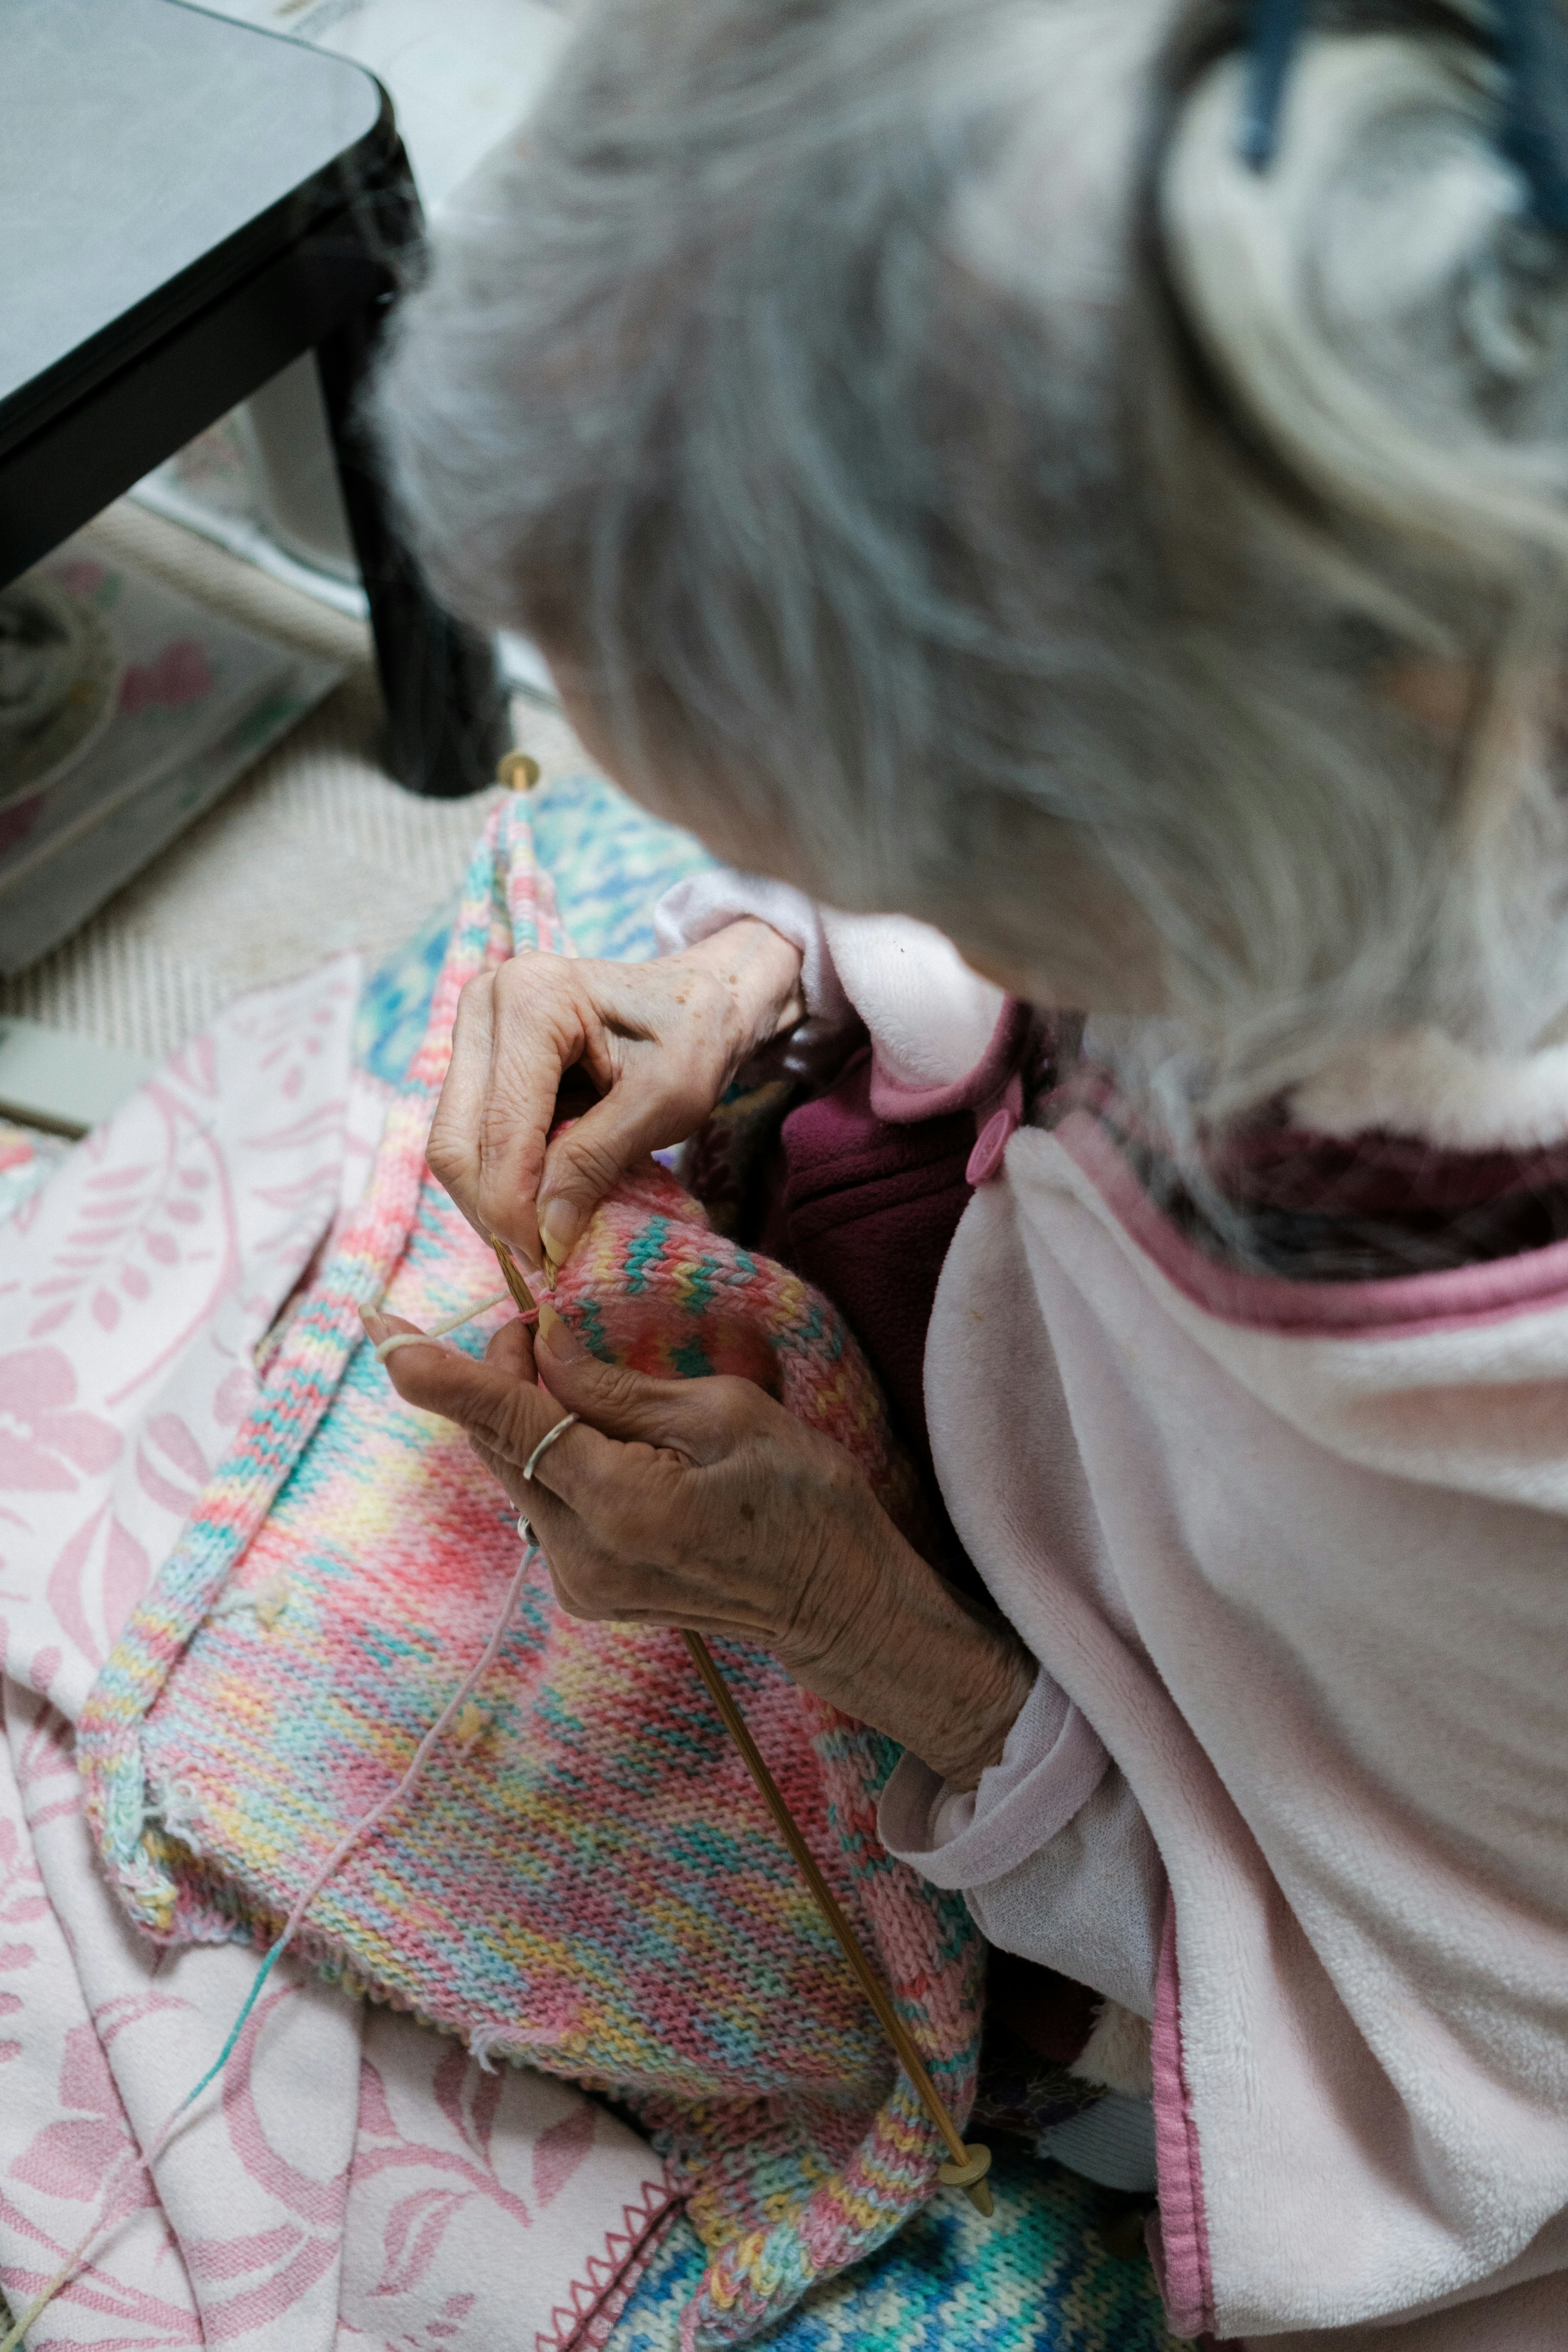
0;1350;120;1491
13;2112;128;2201
146;1416;207;1487
47;1509;108;1672
184;2224;300;2282
101;1517;150;1646
212;1368;254;1428
11;2025;140;2206
355;2060;399;2144
379;2187;465;2296
533;2105;596;2209
0;826;676;2348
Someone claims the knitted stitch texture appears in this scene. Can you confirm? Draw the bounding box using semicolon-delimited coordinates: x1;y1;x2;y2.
78;798;984;2349
608;2147;1183;2352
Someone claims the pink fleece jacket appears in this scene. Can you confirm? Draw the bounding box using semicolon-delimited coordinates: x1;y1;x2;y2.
656;872;1568;2351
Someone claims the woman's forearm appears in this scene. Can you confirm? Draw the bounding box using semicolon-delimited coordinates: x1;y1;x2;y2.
784;1496;1038;1791
383;1309;1034;1794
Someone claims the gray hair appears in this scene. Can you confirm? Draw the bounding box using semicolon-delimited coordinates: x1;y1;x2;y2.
377;0;1568;1133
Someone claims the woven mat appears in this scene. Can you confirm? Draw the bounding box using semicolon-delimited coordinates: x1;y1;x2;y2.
0;501;584;1061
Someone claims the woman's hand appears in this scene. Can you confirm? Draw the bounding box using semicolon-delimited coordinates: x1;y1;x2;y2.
367;1308;1035;1791
428;920;804;1271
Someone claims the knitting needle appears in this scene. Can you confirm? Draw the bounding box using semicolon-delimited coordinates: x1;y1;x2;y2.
490;1232;993;2215
491;1234;540;1314
681;1626;992;2212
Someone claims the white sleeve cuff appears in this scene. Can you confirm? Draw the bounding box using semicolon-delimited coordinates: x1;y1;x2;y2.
653;870;853;1031
963;1770;1165;2020
819;908;1007;1094
877;1667;1110;1891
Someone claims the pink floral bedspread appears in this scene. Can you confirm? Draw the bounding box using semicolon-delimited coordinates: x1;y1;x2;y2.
0;960;674;2351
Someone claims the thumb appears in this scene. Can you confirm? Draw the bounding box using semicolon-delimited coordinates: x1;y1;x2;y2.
537;1089;681;1269
537;1313;740;1461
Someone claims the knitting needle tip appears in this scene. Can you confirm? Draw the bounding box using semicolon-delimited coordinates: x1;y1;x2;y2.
489;1235;539;1313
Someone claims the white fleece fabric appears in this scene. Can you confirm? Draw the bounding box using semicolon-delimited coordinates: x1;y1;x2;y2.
1291;1023;1568;1150
654;880;1568;2350
878;1672;1165;2020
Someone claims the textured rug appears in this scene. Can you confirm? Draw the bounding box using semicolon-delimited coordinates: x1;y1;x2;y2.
0;501;584;1063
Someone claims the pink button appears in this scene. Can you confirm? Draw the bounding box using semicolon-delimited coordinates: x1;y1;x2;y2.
965;1105;1018;1186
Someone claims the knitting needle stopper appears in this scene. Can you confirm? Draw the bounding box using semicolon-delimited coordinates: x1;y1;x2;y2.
938;2142;994;2216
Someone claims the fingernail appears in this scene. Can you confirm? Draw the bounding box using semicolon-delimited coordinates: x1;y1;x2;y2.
361;1308;390;1343
538;1303;584;1360
540;1198;581;1270
508;1229;543;1274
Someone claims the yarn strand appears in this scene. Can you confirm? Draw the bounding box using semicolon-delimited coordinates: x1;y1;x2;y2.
0;1541;536;2352
373;1287;518;1360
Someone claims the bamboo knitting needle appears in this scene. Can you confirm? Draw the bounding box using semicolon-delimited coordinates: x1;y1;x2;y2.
492;1234;541;1314
490;1234;993;2214
681;1627;992;2212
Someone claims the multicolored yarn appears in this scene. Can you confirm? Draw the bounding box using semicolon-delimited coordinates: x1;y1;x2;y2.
79;795;541;1904
608;2147;1182;2352
353;769;714;1085
79;796;985;2348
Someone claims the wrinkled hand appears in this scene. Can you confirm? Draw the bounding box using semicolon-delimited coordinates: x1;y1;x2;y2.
428;920;804;1271
367;1307;1034;1790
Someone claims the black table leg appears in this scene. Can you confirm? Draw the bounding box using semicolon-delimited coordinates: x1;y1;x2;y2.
314;176;508;799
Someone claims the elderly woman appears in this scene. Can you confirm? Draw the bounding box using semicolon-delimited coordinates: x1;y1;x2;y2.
373;1;1568;2343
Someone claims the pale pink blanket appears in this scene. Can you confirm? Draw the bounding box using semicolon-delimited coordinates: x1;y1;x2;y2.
0;960;672;2352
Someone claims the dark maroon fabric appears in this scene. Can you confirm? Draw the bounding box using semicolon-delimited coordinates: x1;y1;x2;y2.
1070;1062;1568;1278
768;1046;976;1507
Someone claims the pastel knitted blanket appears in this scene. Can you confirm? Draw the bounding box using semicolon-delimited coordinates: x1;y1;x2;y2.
78;798;984;2348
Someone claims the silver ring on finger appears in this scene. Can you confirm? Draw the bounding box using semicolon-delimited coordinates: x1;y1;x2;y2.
522;1412;579;1483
